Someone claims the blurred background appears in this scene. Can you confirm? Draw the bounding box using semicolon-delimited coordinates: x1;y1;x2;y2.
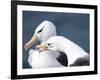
23;11;89;68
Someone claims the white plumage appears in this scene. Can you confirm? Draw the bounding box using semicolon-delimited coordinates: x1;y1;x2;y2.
28;49;63;68
24;20;64;68
45;36;89;66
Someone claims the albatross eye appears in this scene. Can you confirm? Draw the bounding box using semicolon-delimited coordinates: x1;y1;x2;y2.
47;43;51;46
47;43;53;48
37;26;44;33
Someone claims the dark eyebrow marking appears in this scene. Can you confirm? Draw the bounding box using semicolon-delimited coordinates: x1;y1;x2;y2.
37;26;44;33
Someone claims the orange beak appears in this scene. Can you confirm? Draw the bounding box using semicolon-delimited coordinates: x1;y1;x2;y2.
36;44;48;52
24;35;38;50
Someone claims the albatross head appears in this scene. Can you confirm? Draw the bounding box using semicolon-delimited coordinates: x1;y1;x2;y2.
38;36;66;52
24;20;56;50
34;20;56;42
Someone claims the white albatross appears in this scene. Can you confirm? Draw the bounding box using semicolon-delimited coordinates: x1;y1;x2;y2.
24;21;67;68
38;36;89;66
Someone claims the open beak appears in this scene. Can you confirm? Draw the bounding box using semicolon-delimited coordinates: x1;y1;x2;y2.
24;35;38;50
36;44;48;52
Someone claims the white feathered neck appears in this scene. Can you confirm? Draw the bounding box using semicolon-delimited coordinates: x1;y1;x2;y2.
46;36;88;65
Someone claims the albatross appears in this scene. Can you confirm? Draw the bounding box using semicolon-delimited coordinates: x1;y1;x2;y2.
24;21;67;68
38;36;89;66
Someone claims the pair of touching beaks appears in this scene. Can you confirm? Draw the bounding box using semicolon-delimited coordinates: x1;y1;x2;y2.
24;35;48;51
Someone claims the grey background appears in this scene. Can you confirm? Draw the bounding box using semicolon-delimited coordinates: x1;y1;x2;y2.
23;11;89;68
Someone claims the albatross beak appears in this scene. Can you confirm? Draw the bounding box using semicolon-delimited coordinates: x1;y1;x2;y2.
24;35;38;51
36;44;48;52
